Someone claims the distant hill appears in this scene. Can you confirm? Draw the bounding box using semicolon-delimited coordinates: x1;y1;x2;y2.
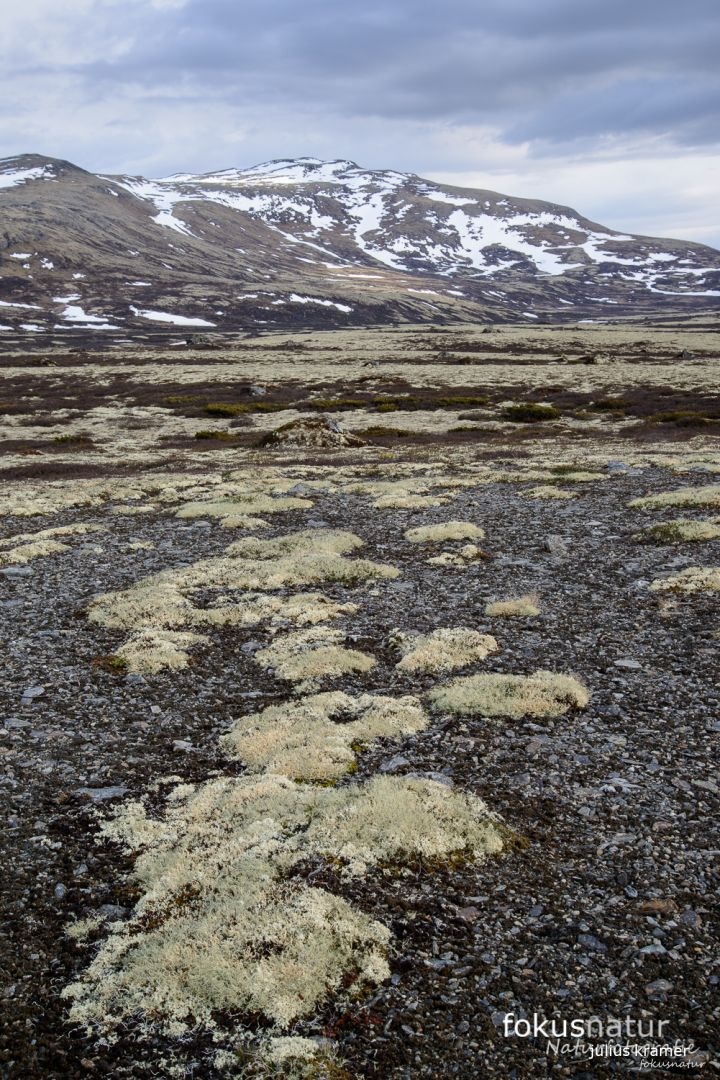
0;153;718;336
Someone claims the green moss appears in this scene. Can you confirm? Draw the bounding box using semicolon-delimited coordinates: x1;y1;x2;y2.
589;398;631;412
91;654;128;676
204;402;251;417
51;434;94;446
549;464;584;475
306;398;365;411
649;410;713;427
361;426;411;437
436;395;489;408
164;394;204;406
194;429;235;440
503;403;561;423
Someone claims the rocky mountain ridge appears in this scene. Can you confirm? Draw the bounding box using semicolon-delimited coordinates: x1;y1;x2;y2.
1;153;718;337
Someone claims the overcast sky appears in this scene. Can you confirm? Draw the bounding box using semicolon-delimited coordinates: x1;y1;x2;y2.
1;0;718;247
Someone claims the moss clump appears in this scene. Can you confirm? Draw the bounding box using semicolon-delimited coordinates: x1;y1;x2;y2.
194;429;235;440
503;403;561;423
91;654;128;676
63;776;504;1036
164;394;203;406
253;626;376;685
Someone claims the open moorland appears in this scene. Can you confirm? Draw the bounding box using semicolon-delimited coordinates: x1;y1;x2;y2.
1;320;719;1079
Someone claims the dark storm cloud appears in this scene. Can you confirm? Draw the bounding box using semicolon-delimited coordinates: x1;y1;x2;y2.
67;0;719;148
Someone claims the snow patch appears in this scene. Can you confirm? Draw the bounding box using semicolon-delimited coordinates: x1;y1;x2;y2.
0;165;54;189
129;306;215;326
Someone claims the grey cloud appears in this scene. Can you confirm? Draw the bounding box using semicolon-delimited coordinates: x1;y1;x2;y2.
55;0;718;149
0;0;718;248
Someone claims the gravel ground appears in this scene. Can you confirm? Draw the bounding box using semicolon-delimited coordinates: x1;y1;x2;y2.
1;464;718;1078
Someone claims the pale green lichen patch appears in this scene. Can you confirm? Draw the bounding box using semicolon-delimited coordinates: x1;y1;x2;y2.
395;628;498;674
404;521;484;544
0;539;71;566
115;630;209;674
176;495;313;521
0;523;106;566
426;544;488;567
220;691;427;779
523;486;575;500
202;593;358;629
635;519;720;543
485;594;541;617
254;627;376;685
86;529;397;672
429;670;590;719
374;493;450;510
62;776;504;1036
629;484;720;511
649;566;720;593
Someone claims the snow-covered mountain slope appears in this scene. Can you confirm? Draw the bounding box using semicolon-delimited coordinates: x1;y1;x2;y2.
0;153;718;336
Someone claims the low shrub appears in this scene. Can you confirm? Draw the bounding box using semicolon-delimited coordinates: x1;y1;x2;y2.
649;411;713;427
204;402;251;417
52;434;94;446
503;403;561;423
589;398;631;412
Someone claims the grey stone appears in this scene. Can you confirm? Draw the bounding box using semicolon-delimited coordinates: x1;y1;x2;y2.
544;535;568;556
77;785;129;802
645;979;673;996
240;640;263;654
98;904;128;920
406;770;454;787
21;686;45;701
379;754;410;774
577;933;608;953
637;942;667;956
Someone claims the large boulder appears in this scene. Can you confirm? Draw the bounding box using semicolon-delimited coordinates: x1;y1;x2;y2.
260;415;366;448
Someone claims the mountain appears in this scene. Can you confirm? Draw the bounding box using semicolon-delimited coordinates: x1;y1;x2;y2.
1;153;718;337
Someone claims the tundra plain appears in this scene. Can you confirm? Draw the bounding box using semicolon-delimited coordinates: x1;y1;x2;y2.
0;319;718;1078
